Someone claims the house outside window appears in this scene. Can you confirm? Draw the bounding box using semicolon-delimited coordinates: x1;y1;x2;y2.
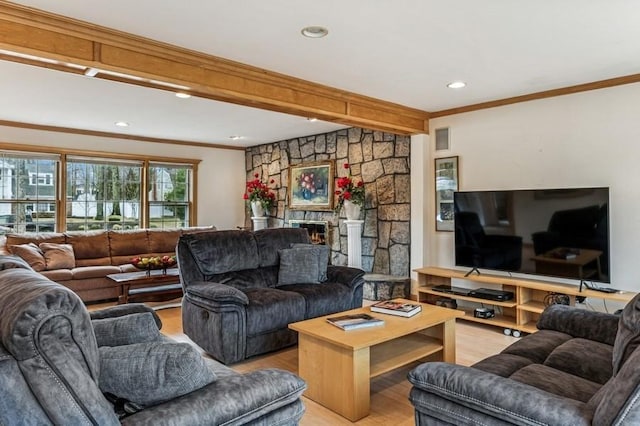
0;153;58;234
149;163;192;229
66;157;142;231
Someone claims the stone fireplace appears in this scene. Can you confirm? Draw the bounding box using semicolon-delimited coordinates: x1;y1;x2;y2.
289;220;328;245
245;127;411;277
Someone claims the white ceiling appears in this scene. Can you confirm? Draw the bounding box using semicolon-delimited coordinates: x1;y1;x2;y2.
2;0;640;147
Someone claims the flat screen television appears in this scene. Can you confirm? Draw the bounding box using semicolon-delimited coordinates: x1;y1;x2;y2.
454;187;610;283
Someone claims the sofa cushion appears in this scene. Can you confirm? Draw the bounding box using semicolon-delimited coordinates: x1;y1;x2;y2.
613;292;640;374
108;230;150;265
98;341;216;407
9;243;46;271
501;329;573;364
40;269;73;281
472;353;534;378
92;312;161;347
5;232;65;248
182;230;259;275
65;231;111;267
243;288;306;335
544;338;613;385
278;247;321;285
71;265;122;280
290;243;329;282
39;243;75;270
254;228;311;267
509;363;601;403
277;282;353;319
148;229;183;254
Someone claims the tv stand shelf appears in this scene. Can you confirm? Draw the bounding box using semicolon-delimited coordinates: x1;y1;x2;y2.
415;266;635;335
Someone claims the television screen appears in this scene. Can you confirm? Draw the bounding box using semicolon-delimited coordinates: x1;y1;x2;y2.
454;187;610;283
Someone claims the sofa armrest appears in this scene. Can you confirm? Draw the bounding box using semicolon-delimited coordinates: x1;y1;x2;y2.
185;282;249;305
122;369;306;426
537;304;619;346
89;303;162;329
408;362;591;425
326;265;365;290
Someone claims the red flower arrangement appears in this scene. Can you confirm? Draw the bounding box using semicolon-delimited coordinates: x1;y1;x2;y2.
243;173;277;210
334;163;365;212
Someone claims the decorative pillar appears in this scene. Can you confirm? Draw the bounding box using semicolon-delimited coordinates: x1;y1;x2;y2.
345;220;364;268
252;217;268;231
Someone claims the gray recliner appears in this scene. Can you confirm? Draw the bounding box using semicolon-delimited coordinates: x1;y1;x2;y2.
0;255;306;425
408;296;640;425
177;228;365;364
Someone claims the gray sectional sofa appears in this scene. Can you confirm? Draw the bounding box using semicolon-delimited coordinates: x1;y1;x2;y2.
408;299;640;425
0;255;306;425
176;228;365;364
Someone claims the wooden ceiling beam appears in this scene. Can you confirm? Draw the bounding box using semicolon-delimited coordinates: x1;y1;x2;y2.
0;2;429;135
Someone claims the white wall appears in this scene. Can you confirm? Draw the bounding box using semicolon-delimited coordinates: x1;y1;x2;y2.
0;125;246;230
426;82;640;292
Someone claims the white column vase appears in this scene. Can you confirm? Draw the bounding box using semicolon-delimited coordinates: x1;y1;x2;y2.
251;201;265;217
343;199;362;220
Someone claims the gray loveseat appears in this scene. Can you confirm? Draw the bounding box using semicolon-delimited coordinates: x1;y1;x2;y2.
177;228;365;364
408;297;640;425
0;255;306;425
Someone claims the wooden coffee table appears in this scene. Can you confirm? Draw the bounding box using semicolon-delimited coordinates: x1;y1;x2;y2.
288;300;463;421
107;268;182;304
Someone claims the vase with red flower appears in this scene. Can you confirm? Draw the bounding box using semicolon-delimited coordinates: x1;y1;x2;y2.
334;162;365;220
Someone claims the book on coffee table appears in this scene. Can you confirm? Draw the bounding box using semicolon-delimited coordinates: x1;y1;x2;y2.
370;300;422;317
326;313;384;330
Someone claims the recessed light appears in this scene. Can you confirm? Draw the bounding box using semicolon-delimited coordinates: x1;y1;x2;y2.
175;92;191;99
306;117;318;122
229;135;242;140
447;81;466;89
115;121;130;127
301;26;328;38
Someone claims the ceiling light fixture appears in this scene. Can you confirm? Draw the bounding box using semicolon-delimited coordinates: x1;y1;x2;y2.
301;26;329;38
229;135;242;140
83;67;99;77
306;117;318;122
447;81;467;89
175;92;191;99
115;121;130;127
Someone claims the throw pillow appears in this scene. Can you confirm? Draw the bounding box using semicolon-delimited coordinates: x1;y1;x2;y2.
8;243;46;271
290;243;330;282
39;243;75;270
612;293;640;374
98;341;216;407
92;312;161;347
278;247;321;285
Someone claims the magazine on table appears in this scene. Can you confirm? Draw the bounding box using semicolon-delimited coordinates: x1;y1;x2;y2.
326;313;384;330
370;300;422;317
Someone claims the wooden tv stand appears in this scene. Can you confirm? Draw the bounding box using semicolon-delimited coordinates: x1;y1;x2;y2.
415;266;635;336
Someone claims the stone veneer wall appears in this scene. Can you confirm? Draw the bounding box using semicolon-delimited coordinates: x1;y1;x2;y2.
245;127;411;276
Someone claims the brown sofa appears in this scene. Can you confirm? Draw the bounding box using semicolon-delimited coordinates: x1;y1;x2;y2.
0;227;214;302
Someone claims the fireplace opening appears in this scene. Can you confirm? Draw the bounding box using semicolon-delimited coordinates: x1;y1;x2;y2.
288;220;328;245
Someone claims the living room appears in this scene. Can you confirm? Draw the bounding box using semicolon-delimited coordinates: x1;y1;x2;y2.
2;1;640;424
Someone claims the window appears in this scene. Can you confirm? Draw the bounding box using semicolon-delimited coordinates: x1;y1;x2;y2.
67;157;142;231
0;152;59;234
29;172;53;186
148;163;192;229
1;147;198;234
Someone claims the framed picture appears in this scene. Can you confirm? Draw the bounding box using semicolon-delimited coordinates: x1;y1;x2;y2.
435;156;459;231
288;160;334;211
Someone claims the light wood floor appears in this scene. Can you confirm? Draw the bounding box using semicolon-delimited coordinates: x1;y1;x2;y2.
148;303;518;425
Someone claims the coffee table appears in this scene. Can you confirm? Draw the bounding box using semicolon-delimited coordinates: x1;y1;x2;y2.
288;299;463;421
107;268;182;304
